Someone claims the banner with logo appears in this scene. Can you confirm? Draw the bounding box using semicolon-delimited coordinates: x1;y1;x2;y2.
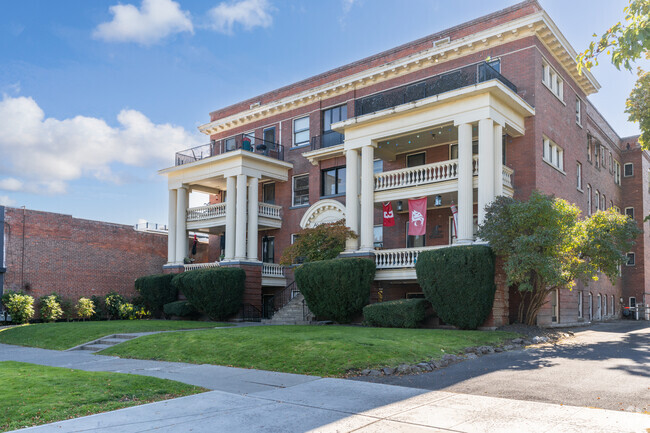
382;202;395;227
408;197;427;236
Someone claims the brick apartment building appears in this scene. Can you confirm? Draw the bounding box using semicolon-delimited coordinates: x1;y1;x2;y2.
159;0;649;326
0;206;169;303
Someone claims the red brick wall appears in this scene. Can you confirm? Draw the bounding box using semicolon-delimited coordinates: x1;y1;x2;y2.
2;207;167;301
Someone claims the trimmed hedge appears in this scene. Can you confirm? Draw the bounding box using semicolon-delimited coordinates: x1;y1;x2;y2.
135;274;177;318
172;268;245;320
295;258;375;323
416;245;496;330
363;298;429;328
163;300;199;318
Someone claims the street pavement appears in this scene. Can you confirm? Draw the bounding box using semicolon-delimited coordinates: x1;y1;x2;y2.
353;320;650;413
0;321;648;432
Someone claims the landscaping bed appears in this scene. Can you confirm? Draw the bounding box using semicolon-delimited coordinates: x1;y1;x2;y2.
100;325;518;377
0;361;205;431
0;320;230;350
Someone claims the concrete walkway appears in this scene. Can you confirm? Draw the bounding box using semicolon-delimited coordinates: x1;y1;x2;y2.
1;343;649;432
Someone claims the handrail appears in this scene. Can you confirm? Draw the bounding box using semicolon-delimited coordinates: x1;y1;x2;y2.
175;133;284;166
262;262;284;277
183;262;220;271
186;203;226;222
375;156;480;191
502;166;514;188
259;203;282;219
375;246;447;269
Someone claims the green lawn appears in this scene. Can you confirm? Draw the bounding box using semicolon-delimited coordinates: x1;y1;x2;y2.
0;361;205;431
102;325;518;377
0;320;230;350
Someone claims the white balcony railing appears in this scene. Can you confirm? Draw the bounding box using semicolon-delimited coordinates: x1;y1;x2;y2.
262;262;284;277
375;156;480;192
187;203;226;222
375;245;448;269
502;166;514;188
184;262;220;271
259;203;282;219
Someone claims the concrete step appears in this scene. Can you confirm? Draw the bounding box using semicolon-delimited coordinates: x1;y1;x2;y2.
98;338;132;345
112;334;139;340
79;343;113;351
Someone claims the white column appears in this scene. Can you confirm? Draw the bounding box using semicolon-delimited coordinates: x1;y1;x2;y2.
359;145;375;251
167;189;177;264
175;186;188;263
457;123;474;244
235;174;248;260
478;118;495;225
345;148;359;252
247;178;259;261
493;123;504;197
225;176;236;260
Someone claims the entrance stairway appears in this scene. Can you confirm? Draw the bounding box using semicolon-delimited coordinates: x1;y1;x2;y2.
263;292;314;325
68;333;139;353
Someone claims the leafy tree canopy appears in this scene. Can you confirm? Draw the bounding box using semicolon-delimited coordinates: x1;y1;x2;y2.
279;220;357;265
478;191;640;325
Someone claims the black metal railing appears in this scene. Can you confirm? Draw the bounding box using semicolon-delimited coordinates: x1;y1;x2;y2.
241;303;262;322
175;133;284;166
311;130;345;150
268;280;299;318
354;61;518;117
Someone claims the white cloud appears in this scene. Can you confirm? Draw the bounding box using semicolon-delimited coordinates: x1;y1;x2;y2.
0;195;15;206
93;0;193;45
207;0;273;34
0;95;202;195
342;0;356;13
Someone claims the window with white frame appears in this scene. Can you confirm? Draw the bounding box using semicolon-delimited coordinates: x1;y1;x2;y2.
587;184;592;215
575;98;581;125
610;295;614;315
604;295;607;317
614;160;621;184
626;252;635;266
587;136;592;162
578;291;583;319
542;59;563;100
625;207;634;219
292;174;309;206
291;234;300;244
374;225;383;249
600;145;606;168
613;205;621;213
624;163;634;177
630;297;636;307
594;145;600;168
576;162;582;190
609;151;613;174
543;137;563;171
293;116;310;147
601;193;605;210
594;190;600;211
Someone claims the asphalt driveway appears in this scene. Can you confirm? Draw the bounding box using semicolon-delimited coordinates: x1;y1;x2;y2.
351;320;650;413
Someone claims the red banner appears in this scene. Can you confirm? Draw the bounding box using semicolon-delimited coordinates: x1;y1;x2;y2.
382;202;395;227
408;198;427;236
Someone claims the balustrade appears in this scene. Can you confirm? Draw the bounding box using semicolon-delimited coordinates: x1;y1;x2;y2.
375;246;447;269
262;262;284;277
186;203;226;222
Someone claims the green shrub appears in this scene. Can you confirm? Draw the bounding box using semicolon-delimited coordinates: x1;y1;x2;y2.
90;295;105;320
135;274;177;318
39;295;63;322
76;297;95;321
2;291;35;324
363;298;429;328
295;258;375;323
104;292;126;320
172;268;245;320
416;245;496;330
163;300;199;318
118;303;136;320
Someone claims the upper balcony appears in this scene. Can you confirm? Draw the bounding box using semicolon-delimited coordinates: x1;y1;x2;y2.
186;202;282;233
354;61;516;117
175;133;284;167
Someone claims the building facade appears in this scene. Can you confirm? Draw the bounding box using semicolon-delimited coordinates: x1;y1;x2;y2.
160;0;649;326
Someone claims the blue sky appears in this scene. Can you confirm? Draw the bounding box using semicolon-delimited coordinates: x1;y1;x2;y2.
0;0;646;226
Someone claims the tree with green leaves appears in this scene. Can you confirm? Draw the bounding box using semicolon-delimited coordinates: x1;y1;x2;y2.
478;191;640;325
577;0;650;147
279;220;357;265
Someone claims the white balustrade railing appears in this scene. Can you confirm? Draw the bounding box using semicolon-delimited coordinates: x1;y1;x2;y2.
375;246;447;269
184;262;220;271
502;166;514;188
259;203;282;219
375;156;482;191
262;262;284;277
186;203;226;222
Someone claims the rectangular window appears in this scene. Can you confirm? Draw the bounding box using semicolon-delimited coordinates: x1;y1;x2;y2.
615;161;621;184
225;137;236;152
575;99;581;125
625;207;634;219
293;116;310;147
263;127;276;145
373;159;383;174
587;136;592;162
576;162;582;190
406;221;425;248
595;190;600;211
587;185;592;215
601;194;606;211
321;166;346;196
600;146;606;168
449;141;479;160
292;174;309;206
594;145;600;168
626;252;635;266
542;59;563;100
624;163;634;177
542;137;563;171
262;236;274;263
578;292;583;319
610;295;614;315
322;105;347;147
291;234;300;244
407;152;426;167
263;182;275;204
604;295;607;317
609;152;613;174
374;225;383;249
630;297;636;307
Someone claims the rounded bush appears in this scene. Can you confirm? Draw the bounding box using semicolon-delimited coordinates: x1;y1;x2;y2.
363;298;429;328
172;268;245;321
163;300;199;318
1;291;35;324
135;274;177;318
295;258;375;323
40;295;63;323
76;297;95;321
416;245;496;330
104;292;126;320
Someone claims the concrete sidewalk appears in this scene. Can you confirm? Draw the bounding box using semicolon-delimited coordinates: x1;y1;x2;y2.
1;343;649;432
